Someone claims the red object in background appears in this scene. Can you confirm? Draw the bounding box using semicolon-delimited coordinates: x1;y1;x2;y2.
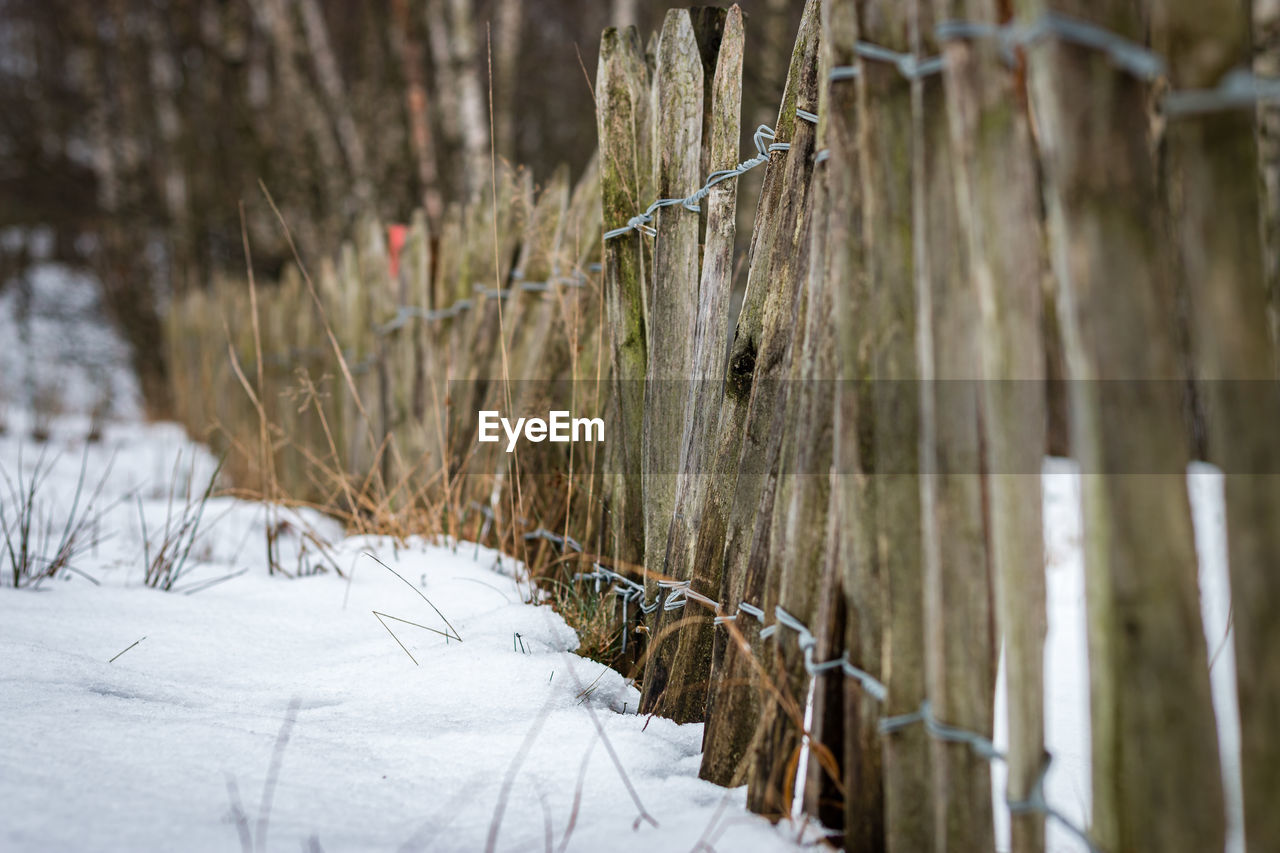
387;224;408;279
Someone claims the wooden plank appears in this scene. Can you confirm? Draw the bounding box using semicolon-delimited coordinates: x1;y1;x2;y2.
647;4;742;724
444;162;526;487
1157;4;1280;850
747;52;832;816
1021;1;1226;850
821;4;885;847
356;216;397;491
553;157;608;553
853;2;934;849
338;240;371;479
636;8;705;714
935;1;1049;850
1258;2;1280;364
914;4;996;849
402;211;433;472
699;0;822;788
596;22;651;582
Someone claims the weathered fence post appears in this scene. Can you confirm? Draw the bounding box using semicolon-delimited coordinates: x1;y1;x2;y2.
338;239;371;479
1158;4;1280;850
356;216;397;492
915;4;996;849
637;8;705;713
857;0;934;848
597;23;650;585
656;4;743;724
699;0;822;790
821;3;886;848
1022;1;1226;850
745;13;830;818
936;2;1049;850
400;211;432;471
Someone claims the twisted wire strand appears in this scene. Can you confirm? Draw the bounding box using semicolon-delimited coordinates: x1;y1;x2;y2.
565;544;1094;847
603;124;783;241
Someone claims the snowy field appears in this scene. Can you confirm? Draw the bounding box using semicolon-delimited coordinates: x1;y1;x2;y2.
0;413;821;853
0;260;142;420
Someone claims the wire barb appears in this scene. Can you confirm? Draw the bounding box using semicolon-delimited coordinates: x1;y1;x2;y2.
604;124;790;241
570;577;1095;847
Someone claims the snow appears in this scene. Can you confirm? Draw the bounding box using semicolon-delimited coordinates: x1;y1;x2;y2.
0;413;817;853
0;261;141;420
2;420;1246;853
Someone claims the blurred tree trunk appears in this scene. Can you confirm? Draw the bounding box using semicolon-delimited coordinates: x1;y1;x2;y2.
81;2;171;416
144;8;189;288
425;0;463;168
390;0;443;228
754;0;793;129
493;0;522;165
259;0;347;236
297;0;372;207
447;0;490;200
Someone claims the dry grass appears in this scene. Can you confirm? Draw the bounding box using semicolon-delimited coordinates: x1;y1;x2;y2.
167;161;624;671
0;446;114;588
138;451;223;590
541;569;625;668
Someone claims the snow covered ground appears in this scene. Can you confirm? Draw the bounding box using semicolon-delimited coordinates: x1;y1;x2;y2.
0;413;820;853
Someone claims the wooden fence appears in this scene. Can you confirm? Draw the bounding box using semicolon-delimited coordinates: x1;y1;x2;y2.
166;2;1280;851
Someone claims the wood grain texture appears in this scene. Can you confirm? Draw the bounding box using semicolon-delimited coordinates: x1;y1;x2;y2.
657;5;744;724
935;0;1048;849
698;0;823;790
1158;3;1280;850
1022;1;1226;849
638;8;704;713
596;24;650;580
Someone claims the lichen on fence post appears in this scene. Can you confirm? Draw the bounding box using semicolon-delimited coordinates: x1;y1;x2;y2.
596;22;651;608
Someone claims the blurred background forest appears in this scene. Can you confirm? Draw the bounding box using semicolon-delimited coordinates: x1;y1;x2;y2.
0;0;802;414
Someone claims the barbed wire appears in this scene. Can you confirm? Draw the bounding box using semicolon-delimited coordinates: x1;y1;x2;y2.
370;273;591;338
605;9;1278;242
520;525;1091;845
562;544;1099;850
937;13;1165;81
938;12;1279;118
603;124;787;241
457;394;1098;846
